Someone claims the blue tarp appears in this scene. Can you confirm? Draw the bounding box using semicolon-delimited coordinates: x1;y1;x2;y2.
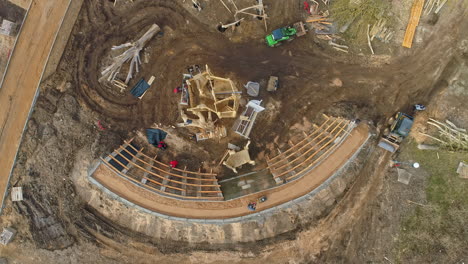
130;78;150;97
146;129;167;147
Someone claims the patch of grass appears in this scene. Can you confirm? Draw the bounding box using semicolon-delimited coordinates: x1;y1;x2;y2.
330;0;392;44
396;140;468;262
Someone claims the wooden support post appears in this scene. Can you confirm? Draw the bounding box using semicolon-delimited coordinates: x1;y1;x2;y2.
141;159;154;184
196;168;202;197
160;173;171;192
181;166;187;196
122;152;141;173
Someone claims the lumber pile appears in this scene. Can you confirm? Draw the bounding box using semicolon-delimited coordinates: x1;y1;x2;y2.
100;24;160;84
370;19;394;44
423;0;447;15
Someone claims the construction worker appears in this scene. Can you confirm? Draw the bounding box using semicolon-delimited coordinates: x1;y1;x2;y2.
157;141;167;150
247;202;257;211
303;1;311;14
169;160;178;168
173;87;182;93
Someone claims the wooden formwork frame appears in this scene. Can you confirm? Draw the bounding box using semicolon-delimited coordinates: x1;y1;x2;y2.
269;121;349;179
269;119;347;173
285;123;352;181
117;145;217;182
101;139;223;200
267;117;351;181
107;148;220;188
267;115;334;166
124;139;216;177
100;159;223;200
268;115;335;165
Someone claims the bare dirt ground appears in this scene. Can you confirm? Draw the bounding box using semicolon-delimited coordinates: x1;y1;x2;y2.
0;0;467;263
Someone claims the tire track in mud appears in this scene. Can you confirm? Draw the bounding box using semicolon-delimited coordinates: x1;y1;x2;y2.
73;0;210;123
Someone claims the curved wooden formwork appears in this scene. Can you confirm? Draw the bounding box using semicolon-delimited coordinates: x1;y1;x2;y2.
100;139;223;201
267;115;356;184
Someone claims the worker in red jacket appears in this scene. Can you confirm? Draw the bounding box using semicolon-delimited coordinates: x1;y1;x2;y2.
303;1;311;14
169;160;178;168
157;141;167;150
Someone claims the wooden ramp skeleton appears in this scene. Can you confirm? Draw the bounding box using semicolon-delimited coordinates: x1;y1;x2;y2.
97;138;223;200
267;115;355;184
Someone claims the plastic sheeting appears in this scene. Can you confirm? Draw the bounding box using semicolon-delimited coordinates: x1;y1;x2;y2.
146;129;167;146
130;78;150;97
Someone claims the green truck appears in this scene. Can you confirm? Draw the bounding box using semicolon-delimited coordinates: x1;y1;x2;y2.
265;22;306;47
378;112;414;153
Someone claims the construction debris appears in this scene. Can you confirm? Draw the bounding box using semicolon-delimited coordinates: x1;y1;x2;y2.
0;17;18;36
456;162;468;179
0;227;16;245
370;19;394;44
267;76;279;92
228;143;241;151
397;168;412;185
100;24;160;84
367;24;375;54
130;76;155;99
112;79;128;93
245;81;260;97
233;100;265;138
329;40;349;53
419;118;468;151
424;0;448;15
223;141;255;173
11;187;22;202
220;0;268;31
195;126;227;141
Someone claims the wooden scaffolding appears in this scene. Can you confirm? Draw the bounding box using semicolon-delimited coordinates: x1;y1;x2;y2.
100;138;223;201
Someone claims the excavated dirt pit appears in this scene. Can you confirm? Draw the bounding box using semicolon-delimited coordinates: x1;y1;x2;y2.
2;0;468;263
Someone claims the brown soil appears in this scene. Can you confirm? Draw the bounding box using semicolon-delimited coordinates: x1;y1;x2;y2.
1;0;468;263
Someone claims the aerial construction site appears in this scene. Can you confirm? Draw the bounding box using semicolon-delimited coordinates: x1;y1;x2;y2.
0;0;467;263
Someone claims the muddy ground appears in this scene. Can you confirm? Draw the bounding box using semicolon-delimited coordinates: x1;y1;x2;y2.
1;0;468;263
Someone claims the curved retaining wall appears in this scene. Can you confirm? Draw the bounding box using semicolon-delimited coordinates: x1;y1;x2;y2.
72;125;373;243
